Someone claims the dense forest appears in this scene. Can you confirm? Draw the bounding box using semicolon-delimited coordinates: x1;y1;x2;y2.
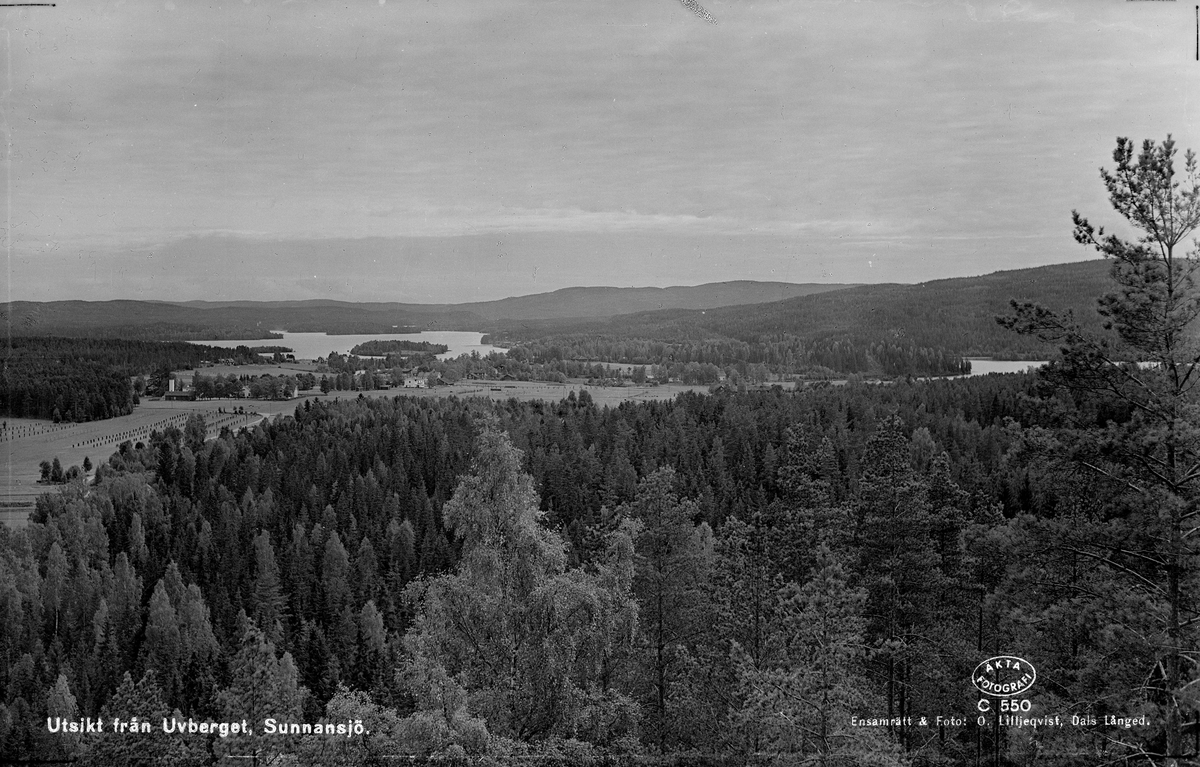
0;367;1190;765
0;338;262;422
484;334;972;379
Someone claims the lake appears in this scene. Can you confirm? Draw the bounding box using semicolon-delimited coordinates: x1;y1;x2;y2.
189;331;505;361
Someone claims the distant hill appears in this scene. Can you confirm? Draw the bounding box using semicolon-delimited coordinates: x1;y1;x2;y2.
1;263;1119;359
170;281;854;321
1;281;854;339
0;300;482;340
694;259;1115;357
457;281;853;321
490;260;1116;359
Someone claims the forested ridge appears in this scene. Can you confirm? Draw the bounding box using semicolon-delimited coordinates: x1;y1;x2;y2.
0;337;266;422
484;260;1117;376
0;370;1183;765
491;334;972;379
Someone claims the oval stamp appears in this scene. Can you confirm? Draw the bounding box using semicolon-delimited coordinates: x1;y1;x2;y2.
972;656;1036;697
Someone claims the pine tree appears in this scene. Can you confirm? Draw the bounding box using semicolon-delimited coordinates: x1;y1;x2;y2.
711;514;785;752
1002;136;1200;763
855;418;940;749
736;545;904;765
622;467;715;752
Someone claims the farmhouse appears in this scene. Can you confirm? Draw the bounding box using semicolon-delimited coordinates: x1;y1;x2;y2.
164;377;193;401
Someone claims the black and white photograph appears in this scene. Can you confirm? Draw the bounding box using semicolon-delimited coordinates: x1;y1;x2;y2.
1;1;1199;764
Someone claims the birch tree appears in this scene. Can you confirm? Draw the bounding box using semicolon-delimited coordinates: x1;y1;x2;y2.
399;424;639;752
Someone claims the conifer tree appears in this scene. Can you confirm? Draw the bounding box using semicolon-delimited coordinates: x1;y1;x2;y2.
176;584;220;714
621;467;714;752
767;428;853;583
80;671;205;767
737;545;903;765
251;530;287;644
855;418;940;749
386;517;417;597
321;532;351;616
126;513;149;568
106;553;142;672
86;597;113;710
355;600;386;692
140;580;182;706
214;625;306;761
1003;136;1200;763
41;541;68;641
713;515;783;676
353;537;380;605
41;673;79;760
285;523;315;623
711;514;785;752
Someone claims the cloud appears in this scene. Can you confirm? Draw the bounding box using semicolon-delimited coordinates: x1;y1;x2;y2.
4;0;1196;301
8;227;1088;304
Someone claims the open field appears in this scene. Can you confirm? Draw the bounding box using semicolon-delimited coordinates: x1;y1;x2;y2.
0;380;760;528
0;401;271;527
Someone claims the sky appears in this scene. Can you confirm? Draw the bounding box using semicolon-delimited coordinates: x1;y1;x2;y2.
1;0;1197;303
